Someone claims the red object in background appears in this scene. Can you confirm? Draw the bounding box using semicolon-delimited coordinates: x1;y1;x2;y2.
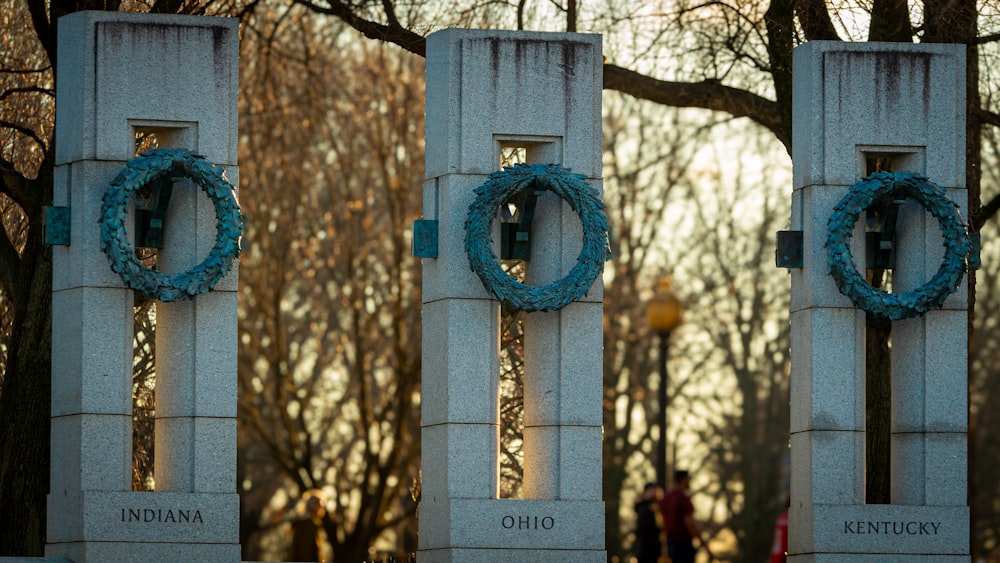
770;511;788;563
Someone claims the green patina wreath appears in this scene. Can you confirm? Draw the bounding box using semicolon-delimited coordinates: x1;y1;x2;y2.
465;163;611;312
100;148;243;302
826;171;969;320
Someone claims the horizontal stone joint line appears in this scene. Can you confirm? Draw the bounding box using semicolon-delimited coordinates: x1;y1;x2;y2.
422;296;503;305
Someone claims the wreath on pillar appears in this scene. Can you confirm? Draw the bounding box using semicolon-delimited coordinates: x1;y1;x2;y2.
464;163;611;312
99;148;243;302
825;171;970;320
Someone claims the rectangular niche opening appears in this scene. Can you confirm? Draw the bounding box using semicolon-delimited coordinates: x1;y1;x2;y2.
859;148;921;505
858;148;924;294
131;120;198;155
497;136;562;168
497;141;529;499
494;137;563;500
132;296;156;491
495;137;563;269
127;122;195;491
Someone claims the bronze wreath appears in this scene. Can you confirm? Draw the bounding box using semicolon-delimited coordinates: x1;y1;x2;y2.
464;163;611;312
826;172;969;320
100;148;243;302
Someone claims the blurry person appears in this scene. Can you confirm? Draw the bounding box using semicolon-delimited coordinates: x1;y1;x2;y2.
659;470;714;563
288;489;327;562
770;501;789;563
633;482;662;563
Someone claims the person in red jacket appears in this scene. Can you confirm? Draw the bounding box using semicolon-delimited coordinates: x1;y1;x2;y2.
770;509;789;563
659;470;713;563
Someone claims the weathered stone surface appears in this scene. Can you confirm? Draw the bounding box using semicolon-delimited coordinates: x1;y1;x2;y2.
792;41;965;191
51;12;240;562
790;41;969;560
55;11;238;166
425;29;602;179
420;28;605;560
789;308;866;434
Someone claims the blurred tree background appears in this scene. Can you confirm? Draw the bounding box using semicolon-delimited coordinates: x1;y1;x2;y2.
236;9;424;560
4;1;1000;561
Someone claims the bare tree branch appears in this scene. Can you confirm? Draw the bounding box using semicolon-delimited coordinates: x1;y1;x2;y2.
0;66;51;74
974;31;1000;45
980;108;1000;129
603;64;787;149
285;2;789;149
0;157;32;212
976;194;1000;230
0;120;48;152
291;0;426;56
0;87;55;101
976;109;1000;227
380;0;399;28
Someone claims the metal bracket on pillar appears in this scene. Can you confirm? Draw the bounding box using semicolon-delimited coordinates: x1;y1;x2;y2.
412;219;439;258
44;206;71;246
501;187;543;260
135;170;176;249
776;230;803;269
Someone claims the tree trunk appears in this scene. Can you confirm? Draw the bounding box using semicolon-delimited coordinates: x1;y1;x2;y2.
868;0;913;42
0;230;52;555
865;313;891;504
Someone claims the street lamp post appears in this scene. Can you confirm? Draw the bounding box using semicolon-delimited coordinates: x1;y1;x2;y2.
645;277;683;487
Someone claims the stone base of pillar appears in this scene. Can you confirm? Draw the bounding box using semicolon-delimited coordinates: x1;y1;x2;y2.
418;548;606;562
788;503;968;561
46;491;240;563
418;498;604;554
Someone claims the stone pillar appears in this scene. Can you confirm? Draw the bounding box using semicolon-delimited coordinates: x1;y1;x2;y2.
419;29;605;562
48;12;240;562
789;41;969;562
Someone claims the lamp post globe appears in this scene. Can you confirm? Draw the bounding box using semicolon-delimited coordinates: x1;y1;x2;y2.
645;276;683;487
647;277;683;334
